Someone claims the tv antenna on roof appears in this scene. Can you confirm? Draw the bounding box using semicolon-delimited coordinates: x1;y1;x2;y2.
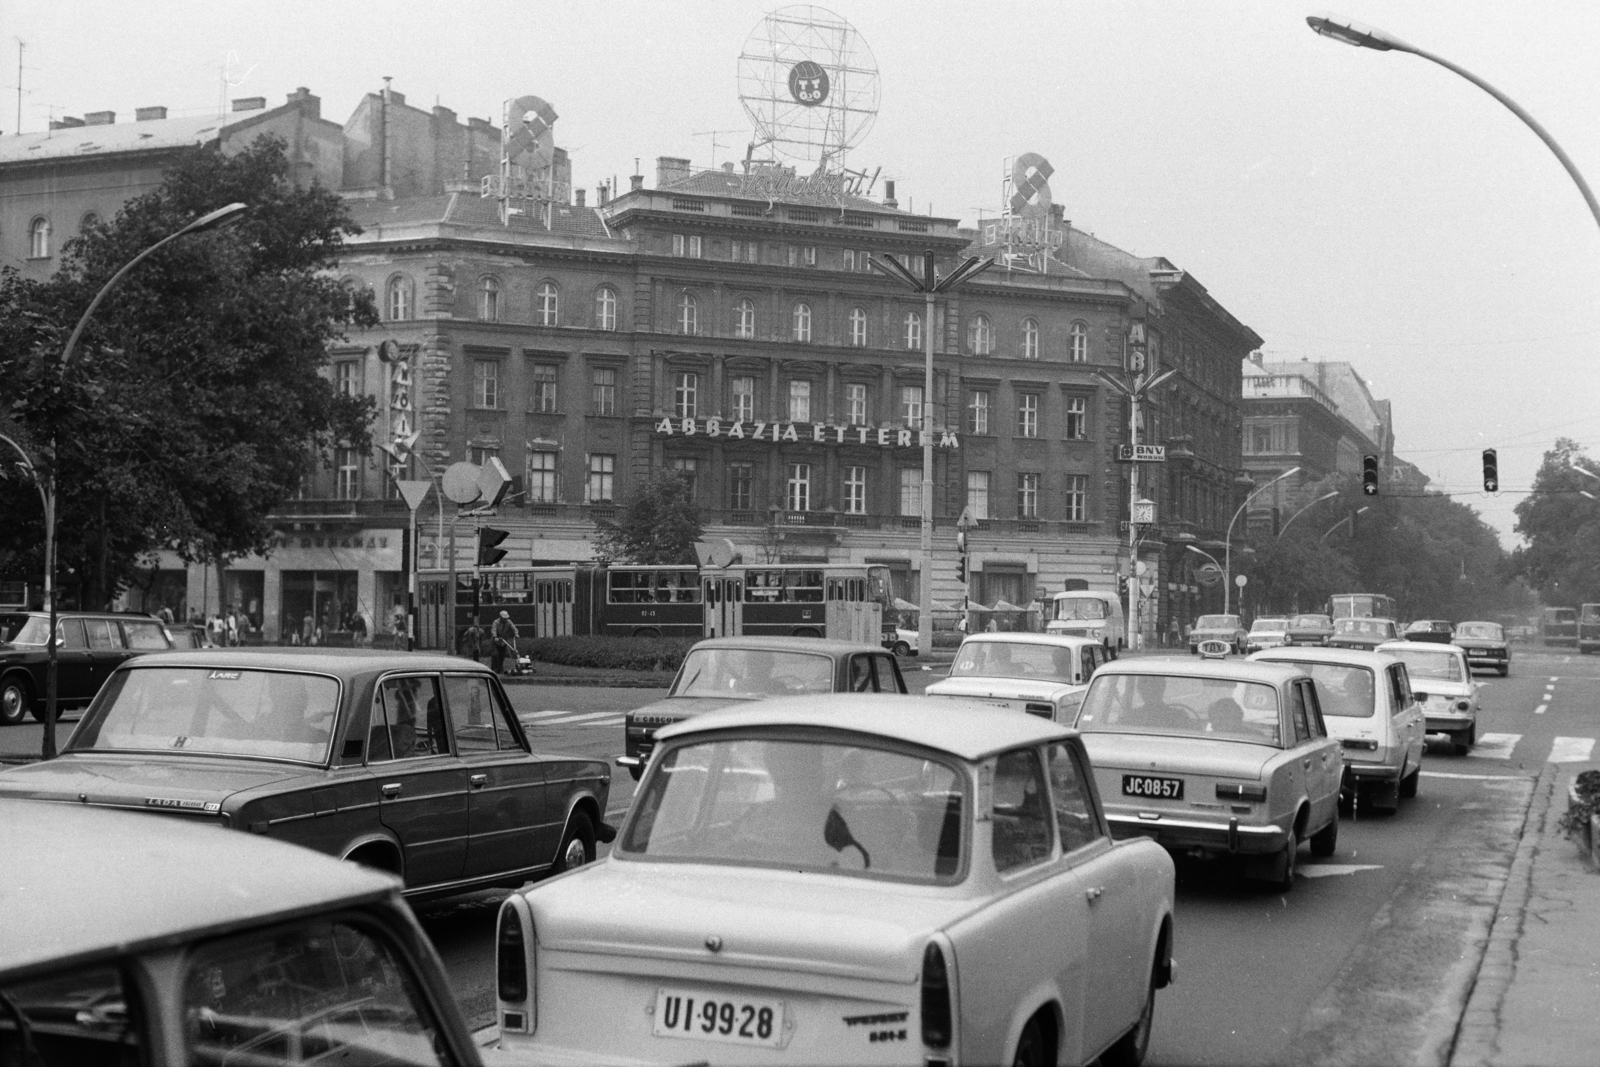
692;129;743;168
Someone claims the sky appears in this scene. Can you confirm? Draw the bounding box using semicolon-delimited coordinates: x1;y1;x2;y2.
8;0;1599;548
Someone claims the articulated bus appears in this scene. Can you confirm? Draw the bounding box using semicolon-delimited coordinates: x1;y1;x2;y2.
1327;593;1397;621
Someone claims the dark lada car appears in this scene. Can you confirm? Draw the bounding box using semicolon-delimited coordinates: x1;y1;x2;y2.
1453;621;1511;676
1328;616;1400;652
618;636;908;779
1284;613;1335;647
1403;619;1456;644
0;649;612;900
1;610;173;725
1188;614;1249;655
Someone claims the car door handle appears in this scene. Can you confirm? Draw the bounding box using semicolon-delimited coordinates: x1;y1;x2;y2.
1085;886;1104;902
469;773;488;788
381;782;402;798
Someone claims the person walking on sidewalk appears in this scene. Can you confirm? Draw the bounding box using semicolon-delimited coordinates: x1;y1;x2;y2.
491;610;520;675
458;616;485;664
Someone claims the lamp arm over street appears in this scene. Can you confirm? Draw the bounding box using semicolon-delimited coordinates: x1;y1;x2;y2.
1278;490;1340;540
1223;466;1300;614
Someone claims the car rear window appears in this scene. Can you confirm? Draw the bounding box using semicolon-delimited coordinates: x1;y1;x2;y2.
120;619;171;650
1454;623;1502;640
1196;616;1238;629
1076;673;1281;745
1290;615;1331;628
672;647;833;697
1272;662;1375;717
950;640;1078;684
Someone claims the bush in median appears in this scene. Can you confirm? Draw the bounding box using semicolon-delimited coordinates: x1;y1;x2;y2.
524;635;698;672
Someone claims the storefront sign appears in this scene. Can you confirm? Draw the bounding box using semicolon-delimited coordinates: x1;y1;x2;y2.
1117;444;1166;462
653;418;959;449
267;533;392;552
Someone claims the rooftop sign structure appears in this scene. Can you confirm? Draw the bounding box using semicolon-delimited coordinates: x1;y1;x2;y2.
482;94;566;227
980;152;1064;272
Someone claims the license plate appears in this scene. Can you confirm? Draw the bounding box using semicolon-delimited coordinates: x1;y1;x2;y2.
652;988;784;1048
1122;774;1183;800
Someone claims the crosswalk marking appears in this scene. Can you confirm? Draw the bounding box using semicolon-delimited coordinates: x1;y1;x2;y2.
1300;864;1383;879
1468;733;1521;760
519;710;625;726
1535;704;1548;715
1549;737;1595;763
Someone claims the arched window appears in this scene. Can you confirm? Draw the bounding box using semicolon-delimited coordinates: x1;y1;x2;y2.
536;282;559;326
595;286;618;331
968;313;993;355
478;276;500;322
676;291;698;335
735;298;756;339
79;212;100;234
792;302;812;342
1070;321;1089;363
385;275;412;321
849;307;868;347
904;311;922;351
1022;317;1040;360
28;217;51;259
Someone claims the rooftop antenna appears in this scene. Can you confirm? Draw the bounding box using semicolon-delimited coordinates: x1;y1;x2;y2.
14;39;23;135
692;129;742;169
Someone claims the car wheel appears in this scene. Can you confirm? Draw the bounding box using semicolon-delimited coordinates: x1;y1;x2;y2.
1399;764;1420;799
1455;726;1475;756
0;675;32;726
1101;966;1155;1067
891;640;911;657
552;810;596;874
1012;1016;1049;1067
1368;778;1400;815
1499;665;1509;677
1310;813;1339;857
1269;825;1298;892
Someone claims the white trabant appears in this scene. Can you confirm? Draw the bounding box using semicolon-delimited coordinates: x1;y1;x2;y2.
925;632;1109;724
1375;640;1481;754
1250;647;1426;813
1072;659;1343;890
490;695;1176;1067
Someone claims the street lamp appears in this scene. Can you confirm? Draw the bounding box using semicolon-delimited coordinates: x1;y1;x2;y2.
870;250;994;658
1321;505;1371;542
1224;467;1300;615
1307;13;1600;234
1277;490;1340;540
37;202;249;757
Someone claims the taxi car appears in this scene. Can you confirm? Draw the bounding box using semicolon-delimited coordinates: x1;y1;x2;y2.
1328;617;1400;652
0;610;172;725
1377;640;1480;754
490;696;1176;1067
1251;647;1425;813
618;637;907;780
1188;614;1248;656
1072;659;1342;890
0;649;612;899
0;798;484;1066
926;632;1108;724
1452;621;1511;676
1244;617;1289;654
1284;613;1335;647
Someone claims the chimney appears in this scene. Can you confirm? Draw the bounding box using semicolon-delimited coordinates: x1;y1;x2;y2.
84;110;115;126
135;106;168;122
231;97;266;112
630;174;645;192
597;183;610;205
286;87;321;119
656;156;691;188
49;116;85;130
722;161;735;173
883;179;897;209
468;116;496;134
432;104;457;126
575;188;586;207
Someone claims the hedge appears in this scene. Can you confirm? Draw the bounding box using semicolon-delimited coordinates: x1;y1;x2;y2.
524;635;699;672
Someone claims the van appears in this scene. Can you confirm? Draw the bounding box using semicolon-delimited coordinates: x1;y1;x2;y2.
1045;589;1125;654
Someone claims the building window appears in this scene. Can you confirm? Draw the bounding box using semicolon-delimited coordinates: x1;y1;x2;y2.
671;234;702;258
1065;474;1087;522
788;380;812;423
901;385;923;428
1065;396;1087;439
28;217;50;259
803;245;816;266
385;275;411;321
674;371;699;419
468;446;499;467
844;466;867;514
531;363;559;413
735;298;756;338
536;282;559;326
478;276;500;321
732;376;756;422
969;314;994;355
335;447;360;500
845;383;868;426
849;307;868;347
899;468;921;517
79;212;99;233
527;451;559;503
1017;473;1039;519
671;457;697;500
595;286;618;331
729;463;754;511
1022;318;1040;360
792;302;812;342
592;367;617;415
967;471;990;520
786;464;811;511
967;390;990;435
843;249;871;272
1017;392;1039;438
1070;321;1088;363
334;361;358;397
731;239;758;263
473;360;499;409
588;454;615;503
676;292;698;335
843;249;856;271
690;235;702;258
904;311;922;351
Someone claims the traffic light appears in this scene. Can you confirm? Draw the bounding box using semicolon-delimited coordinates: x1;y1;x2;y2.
476;527;509;567
1362;455;1379;496
1482;449;1499;493
956;555;968;583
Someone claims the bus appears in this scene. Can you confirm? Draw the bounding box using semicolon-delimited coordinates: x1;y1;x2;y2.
702;564;889;645
1328;593;1397;621
1579;604;1600;654
1544;606;1579;648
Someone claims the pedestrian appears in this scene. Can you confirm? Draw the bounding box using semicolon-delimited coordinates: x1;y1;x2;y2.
1167;618;1180;649
491;610;520;674
225;609;239;647
301;612;316;647
458;616;485;663
157;604;174;625
350;611;368;647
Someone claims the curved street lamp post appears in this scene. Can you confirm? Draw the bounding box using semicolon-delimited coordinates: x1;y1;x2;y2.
1278;490;1340;540
1223;467;1300;615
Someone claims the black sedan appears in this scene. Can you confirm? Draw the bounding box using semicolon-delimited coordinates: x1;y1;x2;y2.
1453;621;1511;676
0;648;612;900
1;611;173;725
1403;619;1456;644
1285;613;1335;647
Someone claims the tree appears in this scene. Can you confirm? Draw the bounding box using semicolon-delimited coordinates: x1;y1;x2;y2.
0;135;376;608
593;474;702;565
1514;439;1600;606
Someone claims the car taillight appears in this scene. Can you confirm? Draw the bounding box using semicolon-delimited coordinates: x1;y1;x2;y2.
1341;739;1379;751
1215;783;1267;802
920;942;952;1049
1024;703;1052;718
1456;699;1471;711
497;902;533;1031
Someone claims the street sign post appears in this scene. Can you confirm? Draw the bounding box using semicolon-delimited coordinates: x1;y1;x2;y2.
395;479;432;651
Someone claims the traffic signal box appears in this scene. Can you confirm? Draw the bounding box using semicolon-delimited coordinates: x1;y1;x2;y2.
1362;455;1379;496
957;555;968;583
477;527;509;566
1482;449;1499;493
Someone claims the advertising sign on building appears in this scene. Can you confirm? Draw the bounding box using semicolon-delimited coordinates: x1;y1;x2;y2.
654;417;959;449
1117;444;1167;462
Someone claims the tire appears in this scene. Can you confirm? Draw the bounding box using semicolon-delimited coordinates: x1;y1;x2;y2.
1499;665;1509;677
1101;967;1156;1067
552;810;596;874
1269;825;1298;892
891;641;911;657
1012;1016;1049;1067
1399;764;1420;799
0;675;33;727
1310;813;1339;857
1367;779;1400;815
1455;725;1475;756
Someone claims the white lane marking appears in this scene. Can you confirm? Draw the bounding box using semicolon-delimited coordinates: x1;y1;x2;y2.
1466;733;1520;759
1550;676;1560;682
1550;737;1596;763
521;709;574;719
1535;704;1549;715
520;710;625;725
1299;864;1384;879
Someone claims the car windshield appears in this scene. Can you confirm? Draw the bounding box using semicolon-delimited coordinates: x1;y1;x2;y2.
1196;616;1239;630
1272;662;1375;718
1250;619;1287;634
1075;674;1282;746
620;737;966;883
1;615;48;645
69;667;340;764
950;640;1078;684
1454;623;1503;640
1408;621;1451;634
1392;650;1463;682
1334;619;1388;635
1290;615;1331;629
673;648;833;698
1054;598;1108;621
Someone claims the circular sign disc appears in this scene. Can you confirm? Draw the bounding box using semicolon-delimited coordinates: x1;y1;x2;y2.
442;461;484;504
788;60;830;106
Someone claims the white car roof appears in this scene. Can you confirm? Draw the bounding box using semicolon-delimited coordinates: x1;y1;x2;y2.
1251;647;1402;669
651;693;1073;762
1376;640;1466;655
1091;658;1306;686
956;632;1102;648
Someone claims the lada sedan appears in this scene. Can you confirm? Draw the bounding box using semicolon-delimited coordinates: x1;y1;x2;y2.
1328;617;1400;652
1251;647;1425;813
1402;619;1456;644
1072;659;1343;890
1377;640;1480;754
1452;621;1511;676
0;610;172;724
0;798;484;1065
1244;617;1289;653
1188;614;1248;655
618;636;907;780
489;696;1177;1067
0;649;612;899
926;632;1108;724
1284;613;1335;647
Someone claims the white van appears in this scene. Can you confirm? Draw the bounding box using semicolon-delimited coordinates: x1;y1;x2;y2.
1045;589;1125;653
